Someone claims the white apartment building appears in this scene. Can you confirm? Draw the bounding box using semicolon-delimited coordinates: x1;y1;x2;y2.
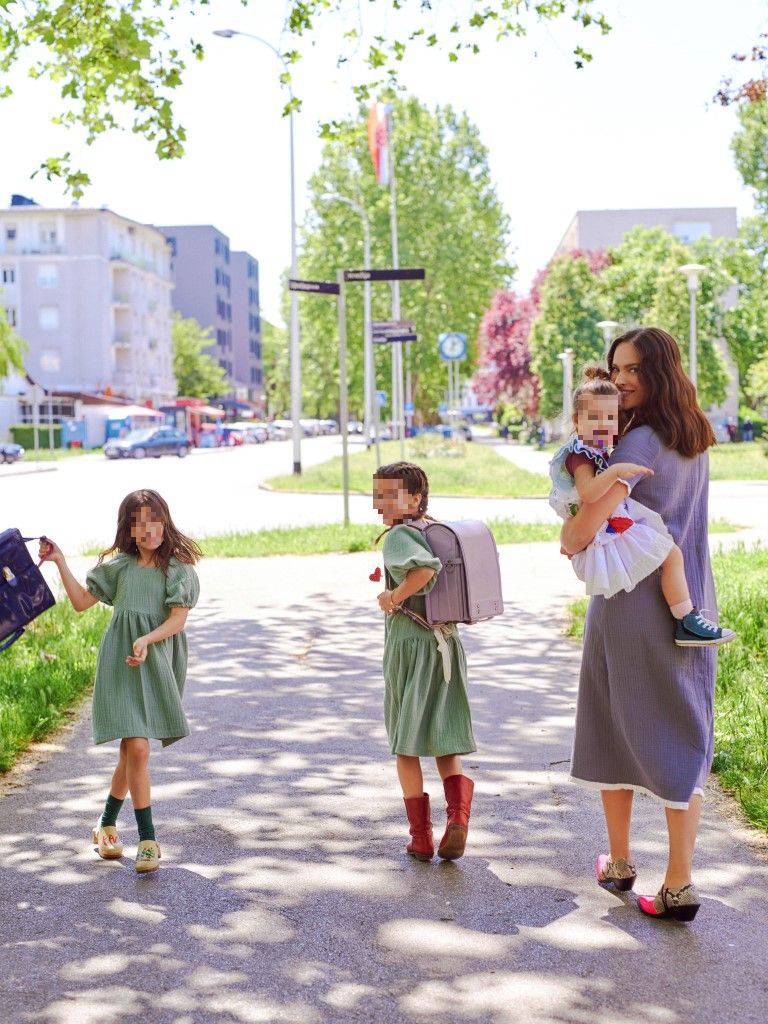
0;199;176;414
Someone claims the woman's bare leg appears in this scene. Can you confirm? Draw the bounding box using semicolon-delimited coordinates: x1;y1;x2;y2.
601;789;634;861
664;794;701;890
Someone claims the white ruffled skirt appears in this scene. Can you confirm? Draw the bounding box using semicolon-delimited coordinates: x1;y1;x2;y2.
571;497;675;599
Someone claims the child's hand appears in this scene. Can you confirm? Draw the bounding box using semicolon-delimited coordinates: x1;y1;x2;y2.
126;636;149;667
38;537;63;565
378;590;398;614
611;462;653;480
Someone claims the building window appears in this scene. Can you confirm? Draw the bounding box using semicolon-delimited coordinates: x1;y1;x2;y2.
215;237;221;255
1;267;15;284
4;307;17;327
166;236;177;257
6;227;16;241
250;367;263;384
224;245;230;264
39;306;59;330
38;264;58;288
226;303;231;321
39;223;57;248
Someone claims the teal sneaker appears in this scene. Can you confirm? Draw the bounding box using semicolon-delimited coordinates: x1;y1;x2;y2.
675;610;735;647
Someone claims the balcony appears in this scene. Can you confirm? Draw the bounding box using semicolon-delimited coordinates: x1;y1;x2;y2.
113;333;131;348
112;292;131;306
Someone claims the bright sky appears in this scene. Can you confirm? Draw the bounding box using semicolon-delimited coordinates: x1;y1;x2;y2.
0;0;765;323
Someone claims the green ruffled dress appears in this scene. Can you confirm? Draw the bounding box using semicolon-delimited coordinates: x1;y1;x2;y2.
86;553;200;746
382;525;476;757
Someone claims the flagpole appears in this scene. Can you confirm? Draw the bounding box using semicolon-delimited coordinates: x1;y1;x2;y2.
386;104;406;459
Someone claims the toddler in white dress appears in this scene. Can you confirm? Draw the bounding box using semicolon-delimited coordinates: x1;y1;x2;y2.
550;366;735;647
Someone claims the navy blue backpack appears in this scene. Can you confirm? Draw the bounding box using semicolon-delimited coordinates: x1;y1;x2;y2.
0;530;56;652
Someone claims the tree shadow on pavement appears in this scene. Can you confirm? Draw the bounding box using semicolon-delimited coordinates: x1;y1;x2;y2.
1;551;768;1023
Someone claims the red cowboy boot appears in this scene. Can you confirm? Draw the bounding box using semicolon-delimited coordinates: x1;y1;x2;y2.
437;774;474;860
403;793;434;862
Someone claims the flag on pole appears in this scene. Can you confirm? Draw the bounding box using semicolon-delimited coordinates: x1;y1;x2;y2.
367;102;391;186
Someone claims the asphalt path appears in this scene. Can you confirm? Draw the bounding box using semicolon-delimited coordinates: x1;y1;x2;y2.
1;543;767;1023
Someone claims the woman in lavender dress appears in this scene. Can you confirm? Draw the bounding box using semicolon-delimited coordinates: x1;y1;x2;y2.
561;327;720;923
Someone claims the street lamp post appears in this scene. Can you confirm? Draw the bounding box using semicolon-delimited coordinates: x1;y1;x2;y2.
677;263;708;392
558;347;574;438
320;193;377;462
596;320;620;358
214;28;303;474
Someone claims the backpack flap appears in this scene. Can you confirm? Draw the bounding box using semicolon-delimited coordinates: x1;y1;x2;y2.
0;529;55;645
454;521;504;623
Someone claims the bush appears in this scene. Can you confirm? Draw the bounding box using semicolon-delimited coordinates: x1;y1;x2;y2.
9;423;63;449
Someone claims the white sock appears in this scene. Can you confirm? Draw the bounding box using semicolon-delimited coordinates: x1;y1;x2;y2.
670;599;694;620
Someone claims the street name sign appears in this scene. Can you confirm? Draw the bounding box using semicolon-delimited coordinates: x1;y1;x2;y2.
373;333;418;344
371;320;415;334
288;278;340;295
344;268;425;283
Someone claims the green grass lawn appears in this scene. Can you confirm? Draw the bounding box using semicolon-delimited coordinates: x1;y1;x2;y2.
19;447;103;462
0;601;111;773
267;439;551;499
707;442;767;480
565;544;768;832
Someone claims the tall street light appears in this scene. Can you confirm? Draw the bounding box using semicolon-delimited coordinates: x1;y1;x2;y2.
320;192;376;461
677;263;707;392
558;348;574;438
214;28;303;474
596;320;620;358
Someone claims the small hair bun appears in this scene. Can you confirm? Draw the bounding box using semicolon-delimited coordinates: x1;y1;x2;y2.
582;364;611;382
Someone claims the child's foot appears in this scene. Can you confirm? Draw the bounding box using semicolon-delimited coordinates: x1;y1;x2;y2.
91;824;124;860
674;610;735;647
135;839;161;873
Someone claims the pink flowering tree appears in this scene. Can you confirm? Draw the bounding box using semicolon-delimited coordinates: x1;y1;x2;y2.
473;290;540;415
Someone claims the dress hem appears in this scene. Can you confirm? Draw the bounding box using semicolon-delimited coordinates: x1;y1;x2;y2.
568;775;704;811
391;745;477;758
93;731;189;747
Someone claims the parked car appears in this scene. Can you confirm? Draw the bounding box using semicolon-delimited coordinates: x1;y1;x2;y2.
347;420;363;434
104;427;190;460
229;421;268;444
0;443;24;464
299;418;322;436
266;423;288;441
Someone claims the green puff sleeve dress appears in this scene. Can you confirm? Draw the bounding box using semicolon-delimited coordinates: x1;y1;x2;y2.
382;524;476;757
86;554;200;747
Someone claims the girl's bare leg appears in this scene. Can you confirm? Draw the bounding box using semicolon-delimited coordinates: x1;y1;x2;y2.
124;737;151;808
660;544;693;616
435;754;463;780
664;794;701;890
109;739;129;801
601;789;633;861
396;755;424;798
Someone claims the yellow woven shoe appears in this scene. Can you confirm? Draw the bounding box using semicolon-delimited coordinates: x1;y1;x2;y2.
91;824;124;860
135;839;161;873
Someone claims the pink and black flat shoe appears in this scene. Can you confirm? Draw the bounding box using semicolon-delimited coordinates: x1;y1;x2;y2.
638;883;700;923
596;854;637;892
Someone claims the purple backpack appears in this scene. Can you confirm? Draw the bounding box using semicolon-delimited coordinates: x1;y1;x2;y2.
390;519;504;627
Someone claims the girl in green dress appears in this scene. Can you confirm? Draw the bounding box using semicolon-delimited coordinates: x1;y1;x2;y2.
40;488;200;874
373;461;476;863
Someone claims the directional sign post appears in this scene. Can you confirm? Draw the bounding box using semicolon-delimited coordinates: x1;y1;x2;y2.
338;267;426;510
289;278;340;295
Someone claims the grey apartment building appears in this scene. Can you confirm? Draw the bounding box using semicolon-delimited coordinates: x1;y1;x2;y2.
555;207;738;254
0;197;175;407
158;224;263;403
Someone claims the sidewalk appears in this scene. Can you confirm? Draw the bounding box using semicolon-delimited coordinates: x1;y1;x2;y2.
1;547;767;1023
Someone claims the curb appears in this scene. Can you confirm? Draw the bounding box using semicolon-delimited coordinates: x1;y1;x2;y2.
0;464;58;478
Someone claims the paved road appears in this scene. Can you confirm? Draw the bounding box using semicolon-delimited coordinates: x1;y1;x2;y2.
4;437;767;554
1;543;767;1023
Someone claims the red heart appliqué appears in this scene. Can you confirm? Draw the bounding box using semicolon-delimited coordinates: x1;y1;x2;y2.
607;516;634;534
369;567;382;582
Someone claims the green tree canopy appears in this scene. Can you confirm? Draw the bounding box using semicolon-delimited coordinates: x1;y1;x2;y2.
1;1;609;194
296;94;513;420
598;227;729;407
731;100;768;217
171;313;227;399
261;318;290;417
528;254;604;419
0;308;25;378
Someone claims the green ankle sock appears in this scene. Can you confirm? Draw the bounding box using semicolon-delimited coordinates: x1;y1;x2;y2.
99;794;124;829
134;806;156;842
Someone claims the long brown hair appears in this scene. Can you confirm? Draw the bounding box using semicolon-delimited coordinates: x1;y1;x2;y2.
607;327;715;458
99;489;202;571
373;461;431;544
